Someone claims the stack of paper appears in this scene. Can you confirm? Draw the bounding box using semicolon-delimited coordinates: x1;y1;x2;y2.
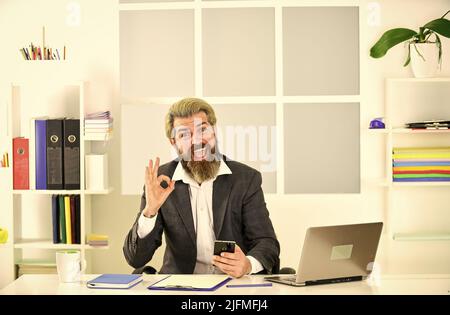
86;233;109;247
393;147;450;182
84;111;113;141
16;260;57;277
405;120;450;130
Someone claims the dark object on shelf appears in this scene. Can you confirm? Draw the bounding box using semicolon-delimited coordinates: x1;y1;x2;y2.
46;119;64;189
63;119;80;189
369;117;385;129
405;120;450;129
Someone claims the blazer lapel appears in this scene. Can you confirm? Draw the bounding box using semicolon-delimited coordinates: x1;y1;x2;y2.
213;175;233;238
172;182;196;246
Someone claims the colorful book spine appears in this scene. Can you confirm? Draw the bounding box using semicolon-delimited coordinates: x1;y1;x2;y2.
51;195;59;244
70;196;76;244
13;137;30;190
35;119;47;189
59;195;66;243
64;195;72;245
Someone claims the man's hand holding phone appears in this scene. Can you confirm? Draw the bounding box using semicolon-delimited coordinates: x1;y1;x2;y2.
143;157;175;218
212;241;252;278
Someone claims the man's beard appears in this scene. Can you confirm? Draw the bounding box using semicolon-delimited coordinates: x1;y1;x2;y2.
179;144;220;184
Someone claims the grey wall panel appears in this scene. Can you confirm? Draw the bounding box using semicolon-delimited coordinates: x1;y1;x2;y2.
283;7;359;95
120;10;195;98
213;103;277;193
284;103;360;193
203;8;275;96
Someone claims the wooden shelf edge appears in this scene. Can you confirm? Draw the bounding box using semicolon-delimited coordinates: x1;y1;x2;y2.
393;233;450;241
13;187;114;195
85;187;114;195
13;240;109;250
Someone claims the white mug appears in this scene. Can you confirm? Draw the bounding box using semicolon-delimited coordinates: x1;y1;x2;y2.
56;250;86;283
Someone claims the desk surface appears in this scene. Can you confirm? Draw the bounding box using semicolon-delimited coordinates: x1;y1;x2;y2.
1;274;449;295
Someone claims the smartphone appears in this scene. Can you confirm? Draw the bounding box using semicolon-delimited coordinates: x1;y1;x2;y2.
214;240;236;256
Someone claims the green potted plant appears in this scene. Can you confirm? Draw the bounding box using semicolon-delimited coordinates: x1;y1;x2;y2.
370;10;450;78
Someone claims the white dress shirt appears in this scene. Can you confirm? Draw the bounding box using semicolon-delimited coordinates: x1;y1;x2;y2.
137;161;264;274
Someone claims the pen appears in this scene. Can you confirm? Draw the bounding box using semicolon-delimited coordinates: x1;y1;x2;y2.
226;283;272;288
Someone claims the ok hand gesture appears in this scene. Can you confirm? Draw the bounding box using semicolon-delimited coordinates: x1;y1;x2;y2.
143;157;175;218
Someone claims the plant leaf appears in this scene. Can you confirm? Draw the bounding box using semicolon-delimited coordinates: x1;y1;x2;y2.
370;28;418;58
424;18;450;38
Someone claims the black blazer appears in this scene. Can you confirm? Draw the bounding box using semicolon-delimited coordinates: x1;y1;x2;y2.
123;156;280;274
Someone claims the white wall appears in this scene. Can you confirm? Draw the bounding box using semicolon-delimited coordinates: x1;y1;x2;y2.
1;0;449;281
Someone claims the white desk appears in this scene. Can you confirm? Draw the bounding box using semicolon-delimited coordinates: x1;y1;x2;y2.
1;274;449;295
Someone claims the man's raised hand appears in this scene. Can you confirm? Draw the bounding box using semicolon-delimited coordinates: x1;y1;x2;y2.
143;157;175;218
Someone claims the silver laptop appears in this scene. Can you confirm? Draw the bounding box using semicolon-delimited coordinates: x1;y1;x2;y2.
265;222;383;287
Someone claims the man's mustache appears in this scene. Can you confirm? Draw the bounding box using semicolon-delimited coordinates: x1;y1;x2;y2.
179;143;218;162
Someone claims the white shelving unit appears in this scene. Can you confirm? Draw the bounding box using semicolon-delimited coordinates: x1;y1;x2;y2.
0;81;112;288
368;77;450;241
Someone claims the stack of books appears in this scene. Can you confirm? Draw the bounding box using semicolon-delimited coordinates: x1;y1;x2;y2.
86;234;109;247
84;111;113;141
51;195;81;244
393;147;450;182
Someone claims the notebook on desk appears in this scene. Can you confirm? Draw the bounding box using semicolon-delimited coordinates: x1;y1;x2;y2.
148;275;232;291
87;274;143;289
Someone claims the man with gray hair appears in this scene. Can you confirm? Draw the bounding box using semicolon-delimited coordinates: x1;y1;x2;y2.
123;98;280;278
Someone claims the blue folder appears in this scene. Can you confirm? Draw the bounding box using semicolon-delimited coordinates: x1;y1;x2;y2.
148;275;232;292
35;119;47;189
87;274;143;289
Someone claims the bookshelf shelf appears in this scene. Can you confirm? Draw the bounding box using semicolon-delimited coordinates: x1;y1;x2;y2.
365;128;389;134
12;187;114;195
84;245;110;250
391;128;450;134
14;240;83;250
13;240;110;250
393;233;450;241
85;187;114;195
392;181;450;187
369;178;450;187
386;77;450;83
365;128;450;135
84;133;113;142
13;189;82;195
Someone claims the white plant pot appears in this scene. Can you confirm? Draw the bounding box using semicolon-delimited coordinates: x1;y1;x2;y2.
410;43;440;78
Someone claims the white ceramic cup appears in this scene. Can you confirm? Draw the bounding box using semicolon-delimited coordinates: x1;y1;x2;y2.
56;250;86;283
